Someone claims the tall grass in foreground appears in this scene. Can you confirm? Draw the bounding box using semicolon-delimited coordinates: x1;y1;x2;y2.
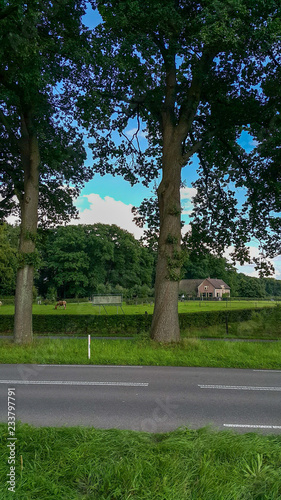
0;337;281;369
0;423;281;499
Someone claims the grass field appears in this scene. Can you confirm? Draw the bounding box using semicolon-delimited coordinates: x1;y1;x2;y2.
0;299;276;315
1;337;281;369
1;423;281;499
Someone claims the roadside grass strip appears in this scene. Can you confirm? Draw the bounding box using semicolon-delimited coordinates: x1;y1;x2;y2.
0;338;281;369
0;423;281;499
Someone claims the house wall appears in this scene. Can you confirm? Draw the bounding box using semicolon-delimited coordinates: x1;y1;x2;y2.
198;280;215;298
198;279;230;298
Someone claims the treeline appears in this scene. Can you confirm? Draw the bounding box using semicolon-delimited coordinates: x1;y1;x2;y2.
36;224;156;299
182;253;281;299
0;223;281;299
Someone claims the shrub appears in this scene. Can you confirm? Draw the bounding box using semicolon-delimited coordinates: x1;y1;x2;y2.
1;307;278;336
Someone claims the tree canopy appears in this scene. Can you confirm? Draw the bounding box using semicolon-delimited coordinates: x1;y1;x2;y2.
0;223;17;295
0;0;91;342
36;224;155;298
0;0;91;225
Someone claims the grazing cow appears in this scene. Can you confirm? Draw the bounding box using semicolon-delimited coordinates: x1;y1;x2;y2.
55;300;66;310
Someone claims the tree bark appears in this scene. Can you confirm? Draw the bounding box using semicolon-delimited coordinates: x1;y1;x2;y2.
150;139;182;342
14;112;40;344
149;49;208;342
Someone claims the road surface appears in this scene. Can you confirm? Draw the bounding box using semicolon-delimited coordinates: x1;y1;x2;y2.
1;364;281;433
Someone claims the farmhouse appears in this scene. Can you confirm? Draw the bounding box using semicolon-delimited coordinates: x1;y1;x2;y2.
179;278;230;299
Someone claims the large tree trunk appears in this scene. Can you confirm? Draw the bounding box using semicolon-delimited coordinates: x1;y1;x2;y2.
150;142;182;342
14;113;40;344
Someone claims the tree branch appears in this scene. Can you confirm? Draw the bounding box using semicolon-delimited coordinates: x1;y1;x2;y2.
0;109;18;147
267;49;281;68
0;2;20;20
0;70;20;94
176;49;216;143
181;127;217;166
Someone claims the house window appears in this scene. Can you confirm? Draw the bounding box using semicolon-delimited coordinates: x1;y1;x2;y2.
204;286;208;290
208;293;213;298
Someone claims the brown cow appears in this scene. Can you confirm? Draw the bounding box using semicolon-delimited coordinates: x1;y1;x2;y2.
55;300;66;310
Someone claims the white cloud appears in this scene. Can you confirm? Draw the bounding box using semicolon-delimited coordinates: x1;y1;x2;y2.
71;193;144;239
224;246;281;279
0;195;20;226
125;128;147;139
180;186;197;214
5;214;20;225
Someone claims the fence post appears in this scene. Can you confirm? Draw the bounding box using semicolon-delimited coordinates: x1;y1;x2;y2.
88;335;91;360
225;313;229;335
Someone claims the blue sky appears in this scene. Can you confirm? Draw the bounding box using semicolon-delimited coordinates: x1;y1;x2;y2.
71;6;281;279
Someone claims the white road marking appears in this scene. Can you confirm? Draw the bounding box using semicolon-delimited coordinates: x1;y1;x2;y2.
199;384;281;391
0;380;148;387
38;365;143;368
224;424;281;429
253;370;281;373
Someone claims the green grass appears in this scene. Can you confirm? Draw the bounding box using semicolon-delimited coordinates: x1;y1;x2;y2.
1;337;281;369
0;299;276;315
1;423;281;499
182;311;281;339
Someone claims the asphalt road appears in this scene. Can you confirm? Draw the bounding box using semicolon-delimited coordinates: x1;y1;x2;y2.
1;364;281;433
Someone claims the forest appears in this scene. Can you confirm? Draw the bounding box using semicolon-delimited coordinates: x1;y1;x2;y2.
1;223;280;301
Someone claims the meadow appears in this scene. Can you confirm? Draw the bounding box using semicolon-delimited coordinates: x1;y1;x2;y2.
0;299;276;316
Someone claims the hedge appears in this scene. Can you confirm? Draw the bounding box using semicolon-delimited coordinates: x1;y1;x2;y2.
0;308;276;336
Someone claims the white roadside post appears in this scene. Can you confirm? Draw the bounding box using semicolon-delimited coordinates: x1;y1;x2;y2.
88;335;91;360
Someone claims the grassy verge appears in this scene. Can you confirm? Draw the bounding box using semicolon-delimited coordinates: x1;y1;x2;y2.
0;337;281;369
1;423;281;499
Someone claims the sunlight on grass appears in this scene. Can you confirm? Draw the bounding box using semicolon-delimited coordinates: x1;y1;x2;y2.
0;338;281;369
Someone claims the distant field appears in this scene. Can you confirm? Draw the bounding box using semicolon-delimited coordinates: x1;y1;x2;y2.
0;299;276;316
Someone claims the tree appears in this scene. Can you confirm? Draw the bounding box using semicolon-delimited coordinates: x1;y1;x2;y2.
39;225;91;298
235;274;266;298
186;3;281;274
0;1;91;342
0;223;17;295
103;224;153;290
36;224;155;298
80;0;278;341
